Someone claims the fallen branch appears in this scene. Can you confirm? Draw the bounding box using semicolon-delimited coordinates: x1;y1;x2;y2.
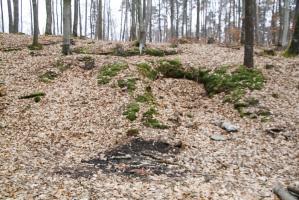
287;186;299;198
273;183;298;200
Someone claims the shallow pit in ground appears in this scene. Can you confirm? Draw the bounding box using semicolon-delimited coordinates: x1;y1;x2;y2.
81;137;186;177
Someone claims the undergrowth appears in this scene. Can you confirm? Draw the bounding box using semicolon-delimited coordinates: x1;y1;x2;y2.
98;62;128;84
137;62;158;80
123;102;140;121
118;78;137;92
142;107;168;129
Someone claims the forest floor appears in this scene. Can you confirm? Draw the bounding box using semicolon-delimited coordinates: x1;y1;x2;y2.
0;33;298;200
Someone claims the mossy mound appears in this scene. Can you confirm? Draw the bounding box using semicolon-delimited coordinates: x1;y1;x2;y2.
39;71;59;83
123;102;140;121
136;86;155;104
98;62;128;84
73;46;91;54
28;43;43;50
118;78;137;92
142;107;168;129
137;62;158;80
157;59;185;79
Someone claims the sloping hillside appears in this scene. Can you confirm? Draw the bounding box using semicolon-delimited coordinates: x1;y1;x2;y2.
0;33;298;199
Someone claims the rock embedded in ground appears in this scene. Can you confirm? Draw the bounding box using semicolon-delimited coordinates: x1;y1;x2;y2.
221;121;239;132
210;134;227;141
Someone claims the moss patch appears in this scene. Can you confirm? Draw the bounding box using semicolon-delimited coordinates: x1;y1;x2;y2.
142;107;168;129
136;86;155;104
73;46;91;54
98;62;128;84
117;78;137;92
126;129;139;137
157;59;185;79
123;102;140;121
137;62;158;80
28;43;43;50
144;48;165;57
39;71;59;83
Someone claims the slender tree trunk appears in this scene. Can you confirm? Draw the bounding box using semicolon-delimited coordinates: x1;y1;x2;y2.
7;0;13;33
32;0;39;46
244;0;254;68
176;0;179;37
20;0;22;32
73;0;79;36
282;0;290;47
218;0;223;42
56;0;59;34
29;0;33;34
46;0;52;35
63;0;71;55
286;0;299;55
196;0;200;39
158;0;162;42
13;0;19;33
147;0;152;42
96;0;103;39
79;0;82;37
170;0;175;38
0;0;4;32
85;0;88;36
130;0;137;41
52;0;56;34
139;0;146;52
240;0;245;44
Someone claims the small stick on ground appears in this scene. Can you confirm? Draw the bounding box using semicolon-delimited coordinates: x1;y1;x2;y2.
273;183;298;200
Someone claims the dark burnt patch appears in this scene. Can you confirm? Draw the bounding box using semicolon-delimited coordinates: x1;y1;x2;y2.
81;138;185;177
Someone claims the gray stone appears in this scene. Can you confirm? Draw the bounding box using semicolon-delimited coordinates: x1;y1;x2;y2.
221;121;239;132
210;134;226;141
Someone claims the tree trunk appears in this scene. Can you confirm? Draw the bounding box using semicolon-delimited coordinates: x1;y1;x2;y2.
139;0;146;53
78;0;82;37
73;0;79;36
244;0;254;68
0;0;4;32
282;0;290;47
85;0;88;36
96;0;103;39
46;0;52;35
170;0;175;38
63;0;71;55
240;0;245;44
7;0;13;33
130;0;137;41
286;0;299;55
218;0;223;42
32;0;39;46
13;0;19;33
196;0;200;39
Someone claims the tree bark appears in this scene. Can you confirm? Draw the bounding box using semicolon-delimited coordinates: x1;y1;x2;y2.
130;0;137;41
46;0;52;35
63;0;71;55
170;0;175;38
282;0;290;47
73;0;79;36
13;0;19;33
0;0;4;32
196;0;200;39
32;0;39;46
244;0;254;68
286;0;299;55
7;0;13;33
96;0;103;39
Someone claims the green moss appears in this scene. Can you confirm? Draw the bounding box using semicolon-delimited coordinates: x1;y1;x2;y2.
263;49;276;56
28;43;43;50
157;59;185;79
142;107;168;129
144;48;165;57
136;86;155;104
123;102;140;121
98;62;128;84
117;78;137;92
34;96;41;103
73;46;90;54
137;62;158;80
54;59;71;72
114;47;140;57
39;71;59;83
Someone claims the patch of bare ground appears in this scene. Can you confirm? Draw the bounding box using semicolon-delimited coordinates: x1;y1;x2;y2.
0;34;298;199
